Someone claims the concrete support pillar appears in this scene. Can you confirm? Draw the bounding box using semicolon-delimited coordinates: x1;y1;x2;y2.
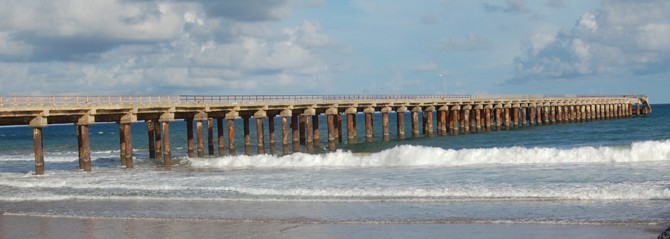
186;119;194;158
196;121;205;158
495;108;502;129
299;115;306;145
304;115;312;144
347;113;356;144
397;109;406;139
336;114;343;143
207;119;214;155
147;120;156;159
32;127;45;175
556;106;562;123
520;107;526;127
424;110;434;136
475;109;482;130
154;121;162;158
312;115;319;143
469;110;476;131
512;107;519;128
291;115;300;147
227;119;236;155
281;116;289;146
451;108;460;134
365;112;374;142
636;103;641;116
269;116;276;154
628;104;633;117
119;124;126;166
438;110;447;135
162;121;171;166
485;108;492;129
528;106;536;126
411;110;420;137
78;125;91;172
462;109;470;133
543;107;550;125
328;114;336;144
503;107;510;129
382;111;390;141
550;106;556;124
217;118;225;156
256;117;265;154
243;116;251;155
123;123;133;169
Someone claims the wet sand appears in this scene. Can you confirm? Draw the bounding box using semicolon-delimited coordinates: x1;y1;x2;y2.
0;214;664;239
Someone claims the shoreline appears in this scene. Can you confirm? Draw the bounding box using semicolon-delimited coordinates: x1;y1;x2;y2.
1;214;664;239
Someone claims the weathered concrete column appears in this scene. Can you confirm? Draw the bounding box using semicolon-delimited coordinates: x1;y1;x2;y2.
256;117;265;155
438;108;447;136
147;120;156;159
365;108;375;142
207;119;214;155
520;105;527;127
462;106;471;133
382;107;391;141
269;115;276;154
450;106;460;134
217;118;225;156
346;107;357;144
162;121;171;166
636;103;641;116
528;104;536;126
512;104;519;128
281;116;289;146
494;105;503;129
196;121;205;158
485;106;492;129
122;123;133;169
78;125;91;172
556;105;563;123
474;106;482;131
327;114;336;144
119;123;126;166
304;115;313;152
299;115;306;145
397;107;407;139
255;110;267;154
227;118;236;155
312;115;319;143
291;114;300;151
243;116;251;155
502;104;511;129
628;103;633;117
336;114;343;143
424;107;434;137
536;105;543;126
154;121;162;158
542;103;551;124
186;119;194;158
550;105;556;124
411;107;420;137
32;127;45;175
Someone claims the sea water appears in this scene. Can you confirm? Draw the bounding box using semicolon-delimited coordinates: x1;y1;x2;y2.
0;105;669;225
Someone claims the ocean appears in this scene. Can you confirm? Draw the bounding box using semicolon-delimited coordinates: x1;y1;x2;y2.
1;104;669;238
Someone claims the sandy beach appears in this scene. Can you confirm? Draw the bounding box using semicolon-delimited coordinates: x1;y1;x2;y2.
0;214;664;239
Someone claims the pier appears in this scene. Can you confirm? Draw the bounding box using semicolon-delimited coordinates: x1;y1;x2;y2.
0;95;652;175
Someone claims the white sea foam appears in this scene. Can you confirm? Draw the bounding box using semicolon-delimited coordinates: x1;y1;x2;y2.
190;139;670;168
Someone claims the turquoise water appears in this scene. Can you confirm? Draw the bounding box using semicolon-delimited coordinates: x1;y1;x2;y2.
0;105;669;225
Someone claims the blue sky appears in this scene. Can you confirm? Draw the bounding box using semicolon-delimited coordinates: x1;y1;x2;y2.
0;0;668;102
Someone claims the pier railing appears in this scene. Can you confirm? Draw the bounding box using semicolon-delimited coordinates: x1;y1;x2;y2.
0;94;648;107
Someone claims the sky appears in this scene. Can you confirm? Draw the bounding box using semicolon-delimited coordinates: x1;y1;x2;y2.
0;0;668;102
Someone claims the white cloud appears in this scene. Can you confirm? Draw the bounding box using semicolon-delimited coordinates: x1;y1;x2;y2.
483;0;529;13
510;0;670;83
0;0;340;95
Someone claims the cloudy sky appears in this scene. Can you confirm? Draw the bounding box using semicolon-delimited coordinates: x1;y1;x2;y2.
0;0;668;102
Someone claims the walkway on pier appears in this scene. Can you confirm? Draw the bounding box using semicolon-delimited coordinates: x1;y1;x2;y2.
0;94;652;175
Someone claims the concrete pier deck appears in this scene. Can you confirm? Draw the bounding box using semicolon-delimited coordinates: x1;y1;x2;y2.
0;94;652;174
